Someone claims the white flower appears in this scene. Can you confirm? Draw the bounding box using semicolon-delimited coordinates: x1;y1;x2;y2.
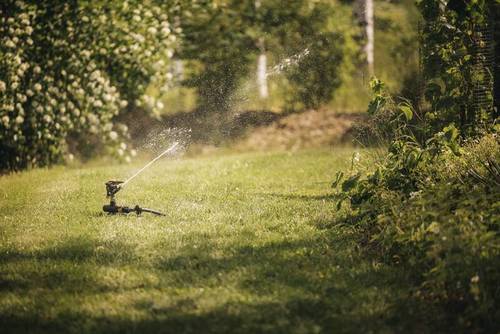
103;94;112;102
125;156;131;163
87;114;98;124
147;27;157;35
120;100;128;108
34;83;42;91
117;148;124;156
15;115;24;124
161;27;171;36
26;89;34;97
2;115;9;125
11;82;19;89
133;15;141;22
120;142;127;150
93;100;103;108
109;131;118;140
130;149;137;157
16;93;26;102
103;123;113;132
43;115;52;123
5;39;15;48
0;80;6;92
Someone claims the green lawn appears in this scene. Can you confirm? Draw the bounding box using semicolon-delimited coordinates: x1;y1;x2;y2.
1;148;429;333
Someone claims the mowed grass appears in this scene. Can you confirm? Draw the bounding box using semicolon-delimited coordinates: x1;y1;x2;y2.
1;148;424;333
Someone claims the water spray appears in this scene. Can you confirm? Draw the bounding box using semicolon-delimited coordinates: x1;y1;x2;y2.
103;142;179;216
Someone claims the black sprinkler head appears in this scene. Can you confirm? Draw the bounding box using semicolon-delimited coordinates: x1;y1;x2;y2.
105;180;123;198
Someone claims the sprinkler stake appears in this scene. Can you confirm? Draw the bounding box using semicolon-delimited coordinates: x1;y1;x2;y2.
103;180;165;216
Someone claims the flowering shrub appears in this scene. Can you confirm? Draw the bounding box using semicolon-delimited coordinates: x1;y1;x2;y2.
0;0;179;170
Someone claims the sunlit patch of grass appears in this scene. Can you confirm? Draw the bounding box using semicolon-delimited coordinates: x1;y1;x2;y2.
0;148;441;333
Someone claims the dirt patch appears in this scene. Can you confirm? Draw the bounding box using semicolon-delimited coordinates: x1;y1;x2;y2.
234;109;366;151
123;108;366;152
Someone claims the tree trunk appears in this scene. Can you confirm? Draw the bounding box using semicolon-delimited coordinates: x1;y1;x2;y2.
255;0;268;99
257;51;269;99
357;0;374;77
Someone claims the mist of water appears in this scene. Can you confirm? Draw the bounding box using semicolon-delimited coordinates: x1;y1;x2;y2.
265;48;310;78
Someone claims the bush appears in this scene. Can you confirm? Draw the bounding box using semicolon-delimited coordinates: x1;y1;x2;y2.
286;32;344;109
333;79;500;329
0;0;177;170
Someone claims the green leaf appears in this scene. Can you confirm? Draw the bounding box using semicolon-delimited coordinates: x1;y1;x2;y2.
399;105;413;121
331;171;344;188
342;173;361;192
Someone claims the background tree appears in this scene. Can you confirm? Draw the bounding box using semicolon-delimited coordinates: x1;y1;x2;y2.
178;0;352;115
0;0;178;170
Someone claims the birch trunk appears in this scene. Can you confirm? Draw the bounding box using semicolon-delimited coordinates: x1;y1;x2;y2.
358;0;374;76
257;52;269;99
255;0;268;99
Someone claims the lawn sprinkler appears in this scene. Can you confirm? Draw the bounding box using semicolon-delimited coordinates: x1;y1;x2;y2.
102;142;179;216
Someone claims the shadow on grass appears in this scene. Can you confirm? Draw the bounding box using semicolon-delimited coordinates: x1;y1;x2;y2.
0;236;136;293
0;226;446;333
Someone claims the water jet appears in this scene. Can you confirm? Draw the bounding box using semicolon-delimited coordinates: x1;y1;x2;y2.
102;142;179;216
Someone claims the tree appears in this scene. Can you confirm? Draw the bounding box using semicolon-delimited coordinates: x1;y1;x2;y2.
0;0;178;170
179;0;351;115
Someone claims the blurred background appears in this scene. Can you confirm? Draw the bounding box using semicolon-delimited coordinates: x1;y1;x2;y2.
0;0;419;170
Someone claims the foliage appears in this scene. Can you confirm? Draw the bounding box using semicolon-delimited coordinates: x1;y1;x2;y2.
285;34;344;110
417;0;497;134
0;0;178;170
334;130;500;329
352;78;424;147
334;71;499;329
178;0;351;114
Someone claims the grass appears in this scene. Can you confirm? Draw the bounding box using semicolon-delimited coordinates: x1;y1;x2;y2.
1;148;435;333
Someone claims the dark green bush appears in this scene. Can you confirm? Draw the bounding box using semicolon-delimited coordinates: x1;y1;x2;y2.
333;79;500;329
